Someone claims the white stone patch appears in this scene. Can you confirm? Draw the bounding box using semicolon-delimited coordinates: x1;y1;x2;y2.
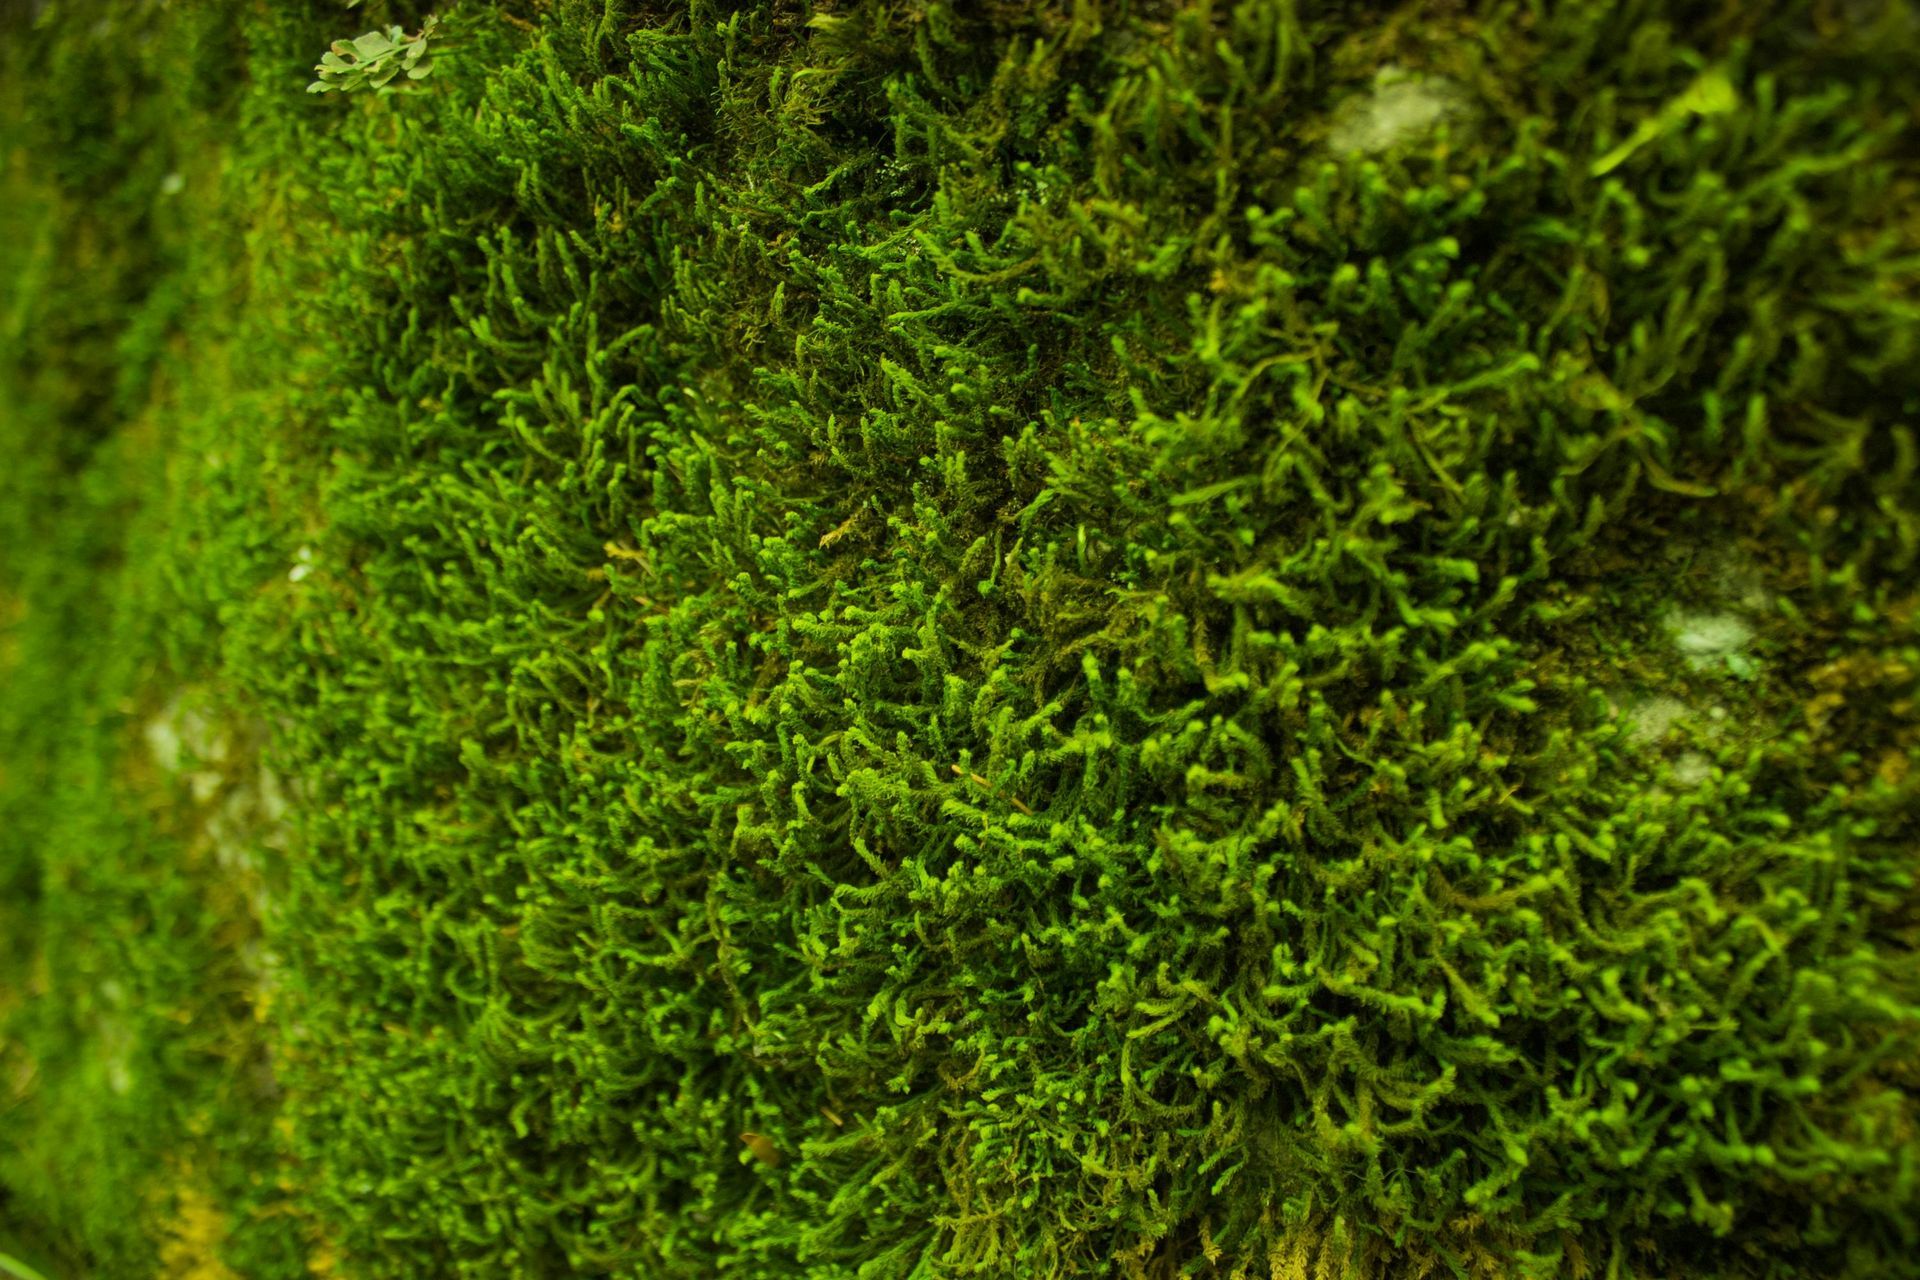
142;694;294;937
1622;694;1690;745
202;753;295;961
256;760;290;827
97;1015;134;1096
1665;608;1755;671
1329;66;1470;155
143;705;186;774
144;693;229;801
1670;752;1713;788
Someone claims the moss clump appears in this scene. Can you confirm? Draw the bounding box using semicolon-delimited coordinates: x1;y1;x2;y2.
2;1;1918;1277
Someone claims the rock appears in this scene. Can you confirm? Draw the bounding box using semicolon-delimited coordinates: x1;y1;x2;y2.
144;692;230;801
1665;609;1754;672
1623;694;1690;745
1670;752;1713;788
1329;66;1471;155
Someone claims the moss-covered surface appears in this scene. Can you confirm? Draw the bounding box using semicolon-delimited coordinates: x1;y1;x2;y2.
2;1;1917;1277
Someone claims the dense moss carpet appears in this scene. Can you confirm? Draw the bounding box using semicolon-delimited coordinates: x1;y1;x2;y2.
2;1;1917;1277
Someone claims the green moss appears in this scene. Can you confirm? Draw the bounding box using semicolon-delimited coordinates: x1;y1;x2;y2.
2;1;1917;1277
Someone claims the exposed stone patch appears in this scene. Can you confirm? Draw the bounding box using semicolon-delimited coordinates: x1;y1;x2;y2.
1609;690;1733;789
142;690;294;980
1329;66;1471;155
1657;538;1773;676
206;761;292;938
144;692;230;802
1622;694;1690;745
1670;752;1713;788
95;980;135;1096
1665;608;1755;672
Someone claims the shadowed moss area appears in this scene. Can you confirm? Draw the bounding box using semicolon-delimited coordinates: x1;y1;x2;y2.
1;1;1917;1277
